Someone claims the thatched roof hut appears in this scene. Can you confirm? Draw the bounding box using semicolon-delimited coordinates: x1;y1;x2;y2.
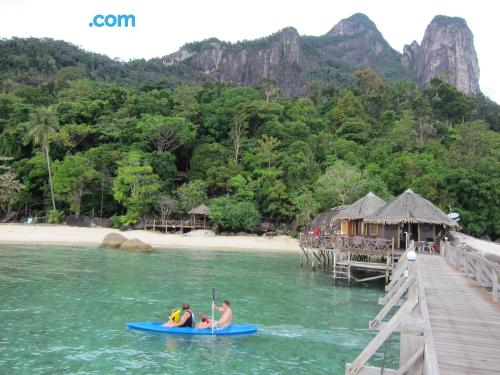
188;204;210;215
337;192;386;220
188;204;210;229
364;189;459;228
306;205;348;235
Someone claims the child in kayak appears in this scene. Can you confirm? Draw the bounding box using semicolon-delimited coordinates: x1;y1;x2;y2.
195;312;211;328
167;308;181;324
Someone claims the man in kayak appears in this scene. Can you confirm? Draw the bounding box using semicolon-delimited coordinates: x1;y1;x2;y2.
211;300;232;330
163;303;194;328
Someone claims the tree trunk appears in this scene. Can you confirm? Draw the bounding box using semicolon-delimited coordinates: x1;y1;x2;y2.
44;144;56;211
100;172;104;218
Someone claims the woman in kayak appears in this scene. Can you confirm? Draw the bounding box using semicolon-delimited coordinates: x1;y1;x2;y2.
163;303;194;328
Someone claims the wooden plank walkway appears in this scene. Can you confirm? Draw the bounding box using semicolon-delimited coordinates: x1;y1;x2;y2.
418;254;500;375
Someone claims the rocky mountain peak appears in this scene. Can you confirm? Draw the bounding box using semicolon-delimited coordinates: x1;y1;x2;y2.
327;13;377;37
403;15;480;94
159;13;481;97
279;26;299;37
320;13;399;67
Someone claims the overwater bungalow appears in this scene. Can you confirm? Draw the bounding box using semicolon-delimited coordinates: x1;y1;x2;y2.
337;192;386;237
302;205;347;246
363;189;460;250
299;189;460;284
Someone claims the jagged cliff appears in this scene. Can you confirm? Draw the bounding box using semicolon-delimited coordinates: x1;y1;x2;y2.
161;14;405;96
162;13;481;96
163;28;312;96
402;16;480;94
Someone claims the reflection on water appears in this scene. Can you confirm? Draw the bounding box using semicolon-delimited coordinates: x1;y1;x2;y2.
0;245;396;374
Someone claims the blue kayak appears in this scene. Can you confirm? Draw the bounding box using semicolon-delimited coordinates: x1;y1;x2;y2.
127;322;258;336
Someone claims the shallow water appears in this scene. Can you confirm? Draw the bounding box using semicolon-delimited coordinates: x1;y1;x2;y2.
0;245;398;374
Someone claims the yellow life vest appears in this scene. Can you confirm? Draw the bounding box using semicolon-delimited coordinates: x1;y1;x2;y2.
169;309;181;323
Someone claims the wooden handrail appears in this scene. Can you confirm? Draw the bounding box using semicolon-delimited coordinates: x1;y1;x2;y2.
300;234;394;254
370;273;415;329
442;241;500;302
345;241;440;375
416;259;440;375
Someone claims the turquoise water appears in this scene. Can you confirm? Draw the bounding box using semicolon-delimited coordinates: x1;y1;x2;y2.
0;245;396;374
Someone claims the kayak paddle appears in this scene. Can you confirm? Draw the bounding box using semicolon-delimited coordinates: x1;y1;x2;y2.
211;288;216;334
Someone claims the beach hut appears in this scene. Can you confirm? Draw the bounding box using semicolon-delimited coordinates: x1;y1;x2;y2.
188;204;210;229
336;192;386;236
306;206;348;236
301;205;348;245
364;189;460;249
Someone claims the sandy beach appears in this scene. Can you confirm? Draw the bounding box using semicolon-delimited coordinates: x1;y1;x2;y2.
0;224;300;252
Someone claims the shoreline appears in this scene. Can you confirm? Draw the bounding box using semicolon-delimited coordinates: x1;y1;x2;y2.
0;224;300;253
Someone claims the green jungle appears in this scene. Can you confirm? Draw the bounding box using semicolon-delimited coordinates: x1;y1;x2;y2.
0;38;499;240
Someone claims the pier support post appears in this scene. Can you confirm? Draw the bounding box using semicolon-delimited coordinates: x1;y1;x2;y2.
333;251;337;284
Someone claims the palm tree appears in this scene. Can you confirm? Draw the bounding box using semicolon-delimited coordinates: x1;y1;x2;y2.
23;107;58;211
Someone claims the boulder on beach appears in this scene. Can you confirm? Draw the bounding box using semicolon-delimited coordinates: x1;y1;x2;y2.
184;229;216;237
101;233;127;248
119;238;154;251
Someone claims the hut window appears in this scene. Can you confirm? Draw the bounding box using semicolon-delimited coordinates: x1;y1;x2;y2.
368;224;379;236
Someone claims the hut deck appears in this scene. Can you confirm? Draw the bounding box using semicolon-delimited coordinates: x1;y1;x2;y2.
418;254;500;375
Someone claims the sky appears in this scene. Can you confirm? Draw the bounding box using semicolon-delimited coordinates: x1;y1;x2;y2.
0;0;498;101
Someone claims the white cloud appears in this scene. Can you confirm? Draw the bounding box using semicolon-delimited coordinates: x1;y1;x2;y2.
0;0;498;101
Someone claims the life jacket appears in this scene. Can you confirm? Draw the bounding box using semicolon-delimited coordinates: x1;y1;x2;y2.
169;309;181;323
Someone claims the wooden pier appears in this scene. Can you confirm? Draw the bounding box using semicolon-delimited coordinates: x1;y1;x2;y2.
299;234;400;284
144;218;211;233
346;240;500;375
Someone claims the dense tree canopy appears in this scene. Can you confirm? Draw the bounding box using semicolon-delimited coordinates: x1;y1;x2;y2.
0;55;499;239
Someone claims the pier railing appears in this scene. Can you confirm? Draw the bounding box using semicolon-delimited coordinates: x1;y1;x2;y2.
441;241;500;302
345;241;440;375
144;218;209;231
299;234;393;255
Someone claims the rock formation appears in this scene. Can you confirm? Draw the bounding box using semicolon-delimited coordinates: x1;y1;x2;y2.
119;238;154;251
161;13;481;96
402;16;480;95
163;27;310;96
322;13;401;67
101;233;127;248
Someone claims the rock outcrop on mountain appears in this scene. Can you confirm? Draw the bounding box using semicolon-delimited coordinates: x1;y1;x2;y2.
161;14;404;96
161;13;481;96
163;27;312;96
402;16;480;95
322;13;401;67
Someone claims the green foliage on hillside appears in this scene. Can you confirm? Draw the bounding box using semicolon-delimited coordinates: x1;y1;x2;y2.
0;40;499;239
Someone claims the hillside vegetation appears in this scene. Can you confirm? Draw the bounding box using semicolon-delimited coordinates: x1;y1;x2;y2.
0;38;499;239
